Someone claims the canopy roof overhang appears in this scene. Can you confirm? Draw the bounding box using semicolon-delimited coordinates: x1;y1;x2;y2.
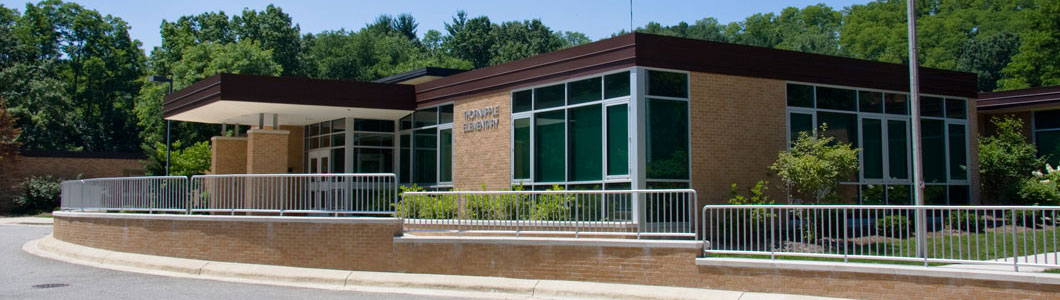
977;85;1060;113
163;74;416;126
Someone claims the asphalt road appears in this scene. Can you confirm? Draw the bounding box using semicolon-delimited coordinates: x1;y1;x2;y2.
0;224;473;300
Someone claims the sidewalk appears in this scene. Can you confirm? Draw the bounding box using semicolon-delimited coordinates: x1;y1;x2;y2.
0;216;54;225
24;234;845;300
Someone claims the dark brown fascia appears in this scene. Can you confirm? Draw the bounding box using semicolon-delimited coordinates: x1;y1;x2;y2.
162;74;417;118
413;33;978;105
977;85;1060;111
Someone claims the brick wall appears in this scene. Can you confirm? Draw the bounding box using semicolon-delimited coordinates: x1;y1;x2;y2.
281;125;304;173
210;137;247;174
688;72;788;204
53;214;1060;300
0;154;143;213
246;129;289;174
452;91;512;190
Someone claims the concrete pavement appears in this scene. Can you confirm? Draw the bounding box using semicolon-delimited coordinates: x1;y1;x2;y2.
14;222;847;300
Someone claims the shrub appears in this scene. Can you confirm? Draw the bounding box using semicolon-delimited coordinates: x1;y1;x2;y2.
394;184;457;219
946;211;986;233
770;125;860;204
875;215;910;238
1017;164;1060;206
979;115;1045;204
14;175;62;214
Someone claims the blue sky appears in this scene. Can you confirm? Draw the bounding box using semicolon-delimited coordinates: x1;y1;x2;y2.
2;0;872;52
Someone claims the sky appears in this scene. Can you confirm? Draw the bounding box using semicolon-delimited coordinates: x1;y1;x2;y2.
1;0;872;53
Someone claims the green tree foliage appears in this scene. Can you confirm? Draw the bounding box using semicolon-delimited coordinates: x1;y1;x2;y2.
770;126;860;204
232;5;303;76
1018;164;1060;206
979;115;1046;204
443;11;577;68
171;40;282;86
0;97;20;163
148;140;210;176
999;0;1060;89
2;1;145;152
13;175;61;214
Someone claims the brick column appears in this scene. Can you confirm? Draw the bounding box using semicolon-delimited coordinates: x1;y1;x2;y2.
246;129;289;174
210;136;247;174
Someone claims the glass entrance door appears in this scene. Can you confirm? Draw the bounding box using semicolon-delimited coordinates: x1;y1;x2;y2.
307;149;332;211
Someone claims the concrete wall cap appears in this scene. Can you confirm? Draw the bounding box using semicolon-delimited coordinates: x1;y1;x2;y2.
696;257;1060;285
246;129;290;134
394;235;703;249
52;211;401;224
211;136;248;141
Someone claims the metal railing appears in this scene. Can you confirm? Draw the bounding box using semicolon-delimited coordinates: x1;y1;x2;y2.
60;174;397;215
399;189;697;239
702;205;1060;271
61;176;191;213
189;173;397;215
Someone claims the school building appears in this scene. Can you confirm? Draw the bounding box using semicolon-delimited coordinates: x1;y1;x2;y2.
162;32;980;205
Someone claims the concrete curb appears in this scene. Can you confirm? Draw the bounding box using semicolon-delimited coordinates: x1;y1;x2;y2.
25;235;847;300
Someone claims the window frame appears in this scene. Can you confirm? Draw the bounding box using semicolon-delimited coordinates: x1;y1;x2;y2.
398;102;454;188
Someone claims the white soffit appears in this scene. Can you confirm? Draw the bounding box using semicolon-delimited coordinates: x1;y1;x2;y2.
165;100;412;126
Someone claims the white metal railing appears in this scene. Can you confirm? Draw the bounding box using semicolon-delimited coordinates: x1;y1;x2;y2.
60;176;191;213
702;205;1060;271
60;174;397;215
398;189;697;239
188;173;397;215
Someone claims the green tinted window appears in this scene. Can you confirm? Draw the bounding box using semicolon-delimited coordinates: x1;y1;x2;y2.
887;185;911;205
414;108;437;127
787;84;814;108
413;129;437;184
568;105;602;181
513;118;531;179
513;90;533;113
925;185;947;205
439;105;454;124
859;91;883;113
861;185;885;205
567;77;602;105
535;110;565;182
354;119;395;132
945;99;966;119
534;84;565;109
949;185;969;205
888;120;909;180
948;124;967;181
647;70;688;98
607;104;629;176
331;148;345;173
922;119;946;183
789;113;813;144
816;86;857;111
604;71;630;99
863;118;883;179
1036;130;1060;166
399;114;413;130
400;134;410;183
439;129;452;182
921;96;944;117
646;99;689;179
817;112;858;147
1035;110;1060;129
885;93;908;115
354;148;393;173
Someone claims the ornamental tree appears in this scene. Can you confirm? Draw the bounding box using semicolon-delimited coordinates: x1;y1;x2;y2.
770;125;859;204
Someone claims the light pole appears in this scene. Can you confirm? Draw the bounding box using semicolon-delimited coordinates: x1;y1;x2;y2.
149;75;173;176
906;0;928;260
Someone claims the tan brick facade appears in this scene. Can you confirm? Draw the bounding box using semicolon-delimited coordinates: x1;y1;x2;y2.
281;125;304;173
452;91;512;190
246;129;289;174
54;214;1060;300
210;137;247;174
688;72;788;204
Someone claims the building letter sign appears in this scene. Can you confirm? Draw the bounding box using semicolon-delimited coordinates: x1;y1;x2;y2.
463;105;500;133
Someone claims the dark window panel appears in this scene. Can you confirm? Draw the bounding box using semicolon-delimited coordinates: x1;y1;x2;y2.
920;96;944;117
647;70;688;98
787;84;814;108
885;93;908;115
512;90;533;113
604;71;631;99
859;91;883;113
567;77;602;105
816;86;857;111
945;99;966;119
534;84;565;110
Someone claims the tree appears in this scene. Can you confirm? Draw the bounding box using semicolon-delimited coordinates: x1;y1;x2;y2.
979;115;1045;204
232;5;303;76
489;19;564;65
999;0;1060;89
148;140;210;176
770;126;860;204
443;11;495;68
956;32;1020;92
0;97;20;163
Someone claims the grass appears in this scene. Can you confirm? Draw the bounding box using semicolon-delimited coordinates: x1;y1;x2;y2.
1045;269;1060;274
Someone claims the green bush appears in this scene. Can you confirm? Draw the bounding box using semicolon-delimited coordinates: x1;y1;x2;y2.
946;211;986;233
14;175;62;215
875;215;910;238
1017;164;1060;206
979;116;1045;204
770;125;860;204
396;184;577;221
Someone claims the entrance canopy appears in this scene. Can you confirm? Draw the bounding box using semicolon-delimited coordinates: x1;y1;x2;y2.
163;73;416;126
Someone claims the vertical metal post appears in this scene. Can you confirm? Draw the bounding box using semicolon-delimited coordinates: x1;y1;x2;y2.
258;113;265;130
164;79;173;176
907;0;928;259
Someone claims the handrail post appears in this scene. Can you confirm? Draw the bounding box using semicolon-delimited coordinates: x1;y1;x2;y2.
1012;210;1019;272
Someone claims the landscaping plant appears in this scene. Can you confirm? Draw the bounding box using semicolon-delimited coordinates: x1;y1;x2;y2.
14;175;62;215
979;115;1045;204
770;125;859;204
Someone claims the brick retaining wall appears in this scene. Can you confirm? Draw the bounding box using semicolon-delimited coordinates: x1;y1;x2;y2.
53;213;1060;299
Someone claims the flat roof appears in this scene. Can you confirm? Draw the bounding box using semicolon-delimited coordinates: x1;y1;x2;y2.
977;85;1060;112
163;73;415;119
413;33;978;104
373;67;466;85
